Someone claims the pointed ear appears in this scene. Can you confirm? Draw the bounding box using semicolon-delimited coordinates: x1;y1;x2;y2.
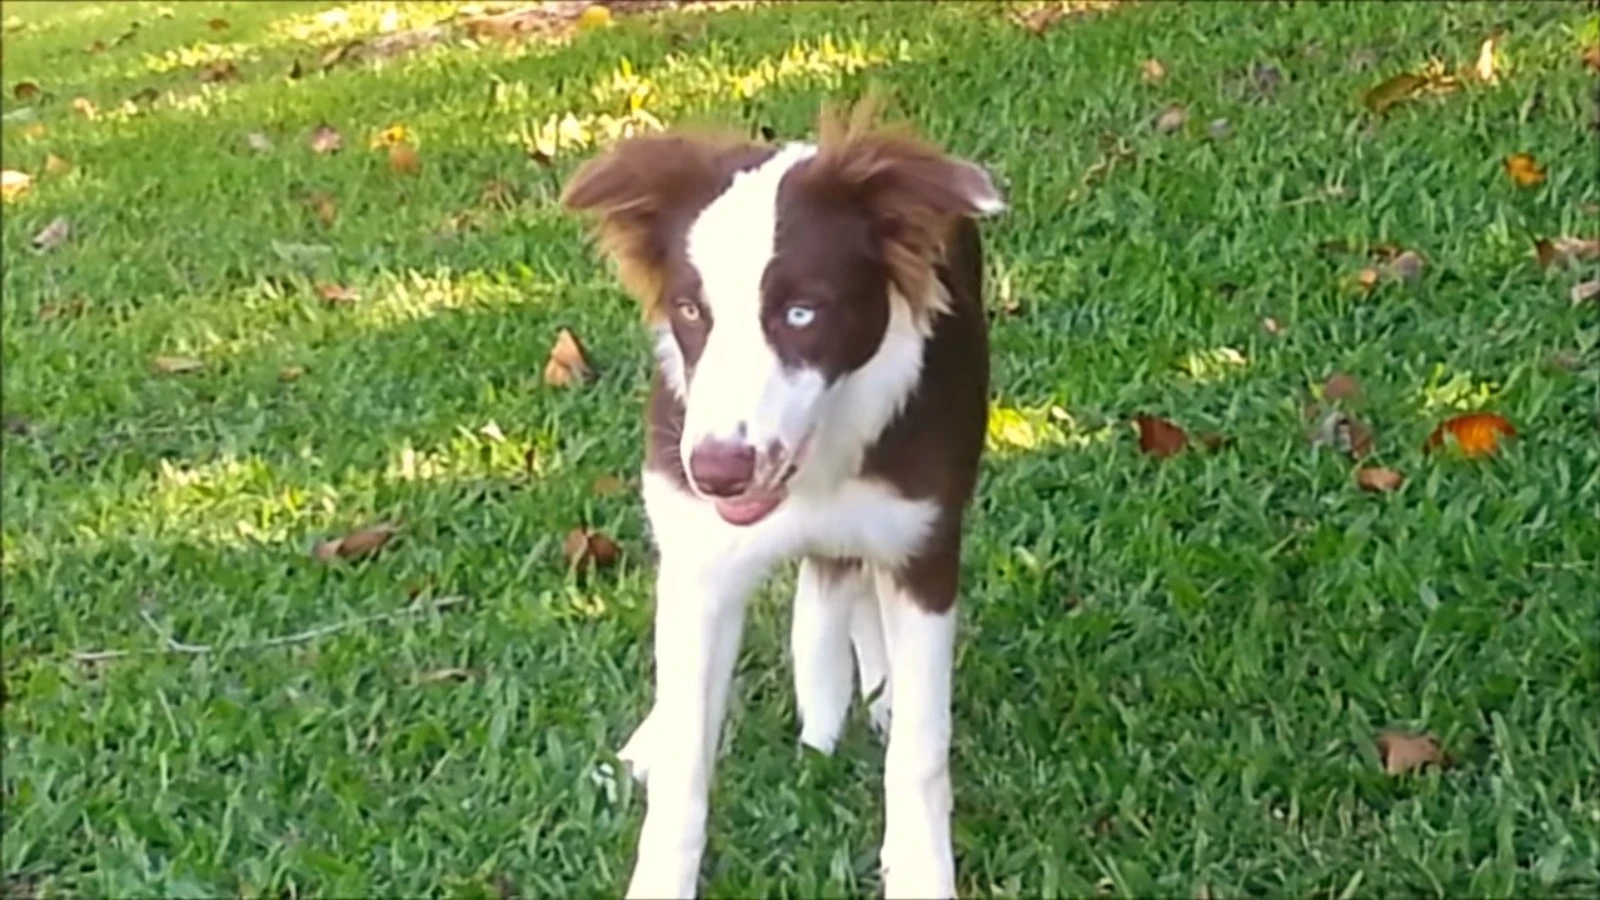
561;132;764;309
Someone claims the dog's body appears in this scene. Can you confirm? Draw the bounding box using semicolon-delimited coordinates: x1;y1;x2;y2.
562;100;1003;899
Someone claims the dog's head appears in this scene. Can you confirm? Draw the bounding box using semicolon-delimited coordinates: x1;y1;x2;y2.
562;97;1003;524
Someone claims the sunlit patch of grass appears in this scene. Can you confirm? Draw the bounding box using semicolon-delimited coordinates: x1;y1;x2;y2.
266;2;468;48
138;41;250;75
986;401;1116;455
1416;362;1500;413
1177;345;1249;383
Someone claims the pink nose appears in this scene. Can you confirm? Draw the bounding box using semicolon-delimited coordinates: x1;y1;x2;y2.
688;440;755;497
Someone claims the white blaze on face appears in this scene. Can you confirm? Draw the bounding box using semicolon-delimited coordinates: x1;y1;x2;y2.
680;143;822;474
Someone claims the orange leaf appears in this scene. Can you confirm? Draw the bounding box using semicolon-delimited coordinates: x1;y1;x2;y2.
1424;412;1516;457
388;141;421;175
1139;58;1166;83
315;283;358;305
1503;152;1545;187
1356;466;1405;493
1582;43;1600;74
313;522;399;561
1133;414;1187;458
544;327;594;387
563;527;620;572
1375;731;1448;775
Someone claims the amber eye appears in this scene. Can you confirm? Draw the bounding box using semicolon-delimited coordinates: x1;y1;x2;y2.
675;300;702;322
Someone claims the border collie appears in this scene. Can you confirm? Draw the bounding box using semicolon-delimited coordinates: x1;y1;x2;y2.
561;95;1004;899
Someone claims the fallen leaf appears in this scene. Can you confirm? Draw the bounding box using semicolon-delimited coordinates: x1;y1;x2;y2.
592;474;627;496
1571;279;1600;305
1363;72;1426;113
1356;466;1405;493
244;131;274;153
577;4;613;30
1355;267;1381;293
1016;5;1065;36
1261;316;1284;335
1375;731;1447;775
313;522;399;561
563;527;620;572
1197;432;1231;452
71;96;97;119
200;60;239;83
1471;34;1499;84
1139;58;1166;83
1;169;32;201
207;17;229;31
478;421;506;442
1582;43;1600;74
31;216;70;252
12;80;40;100
415;667;475;684
1503;152;1545;187
309;124;343;154
544;327;593;387
42;153;71;175
1133;414;1187;458
315;283;359;305
388;141;422;175
305;190;337;227
279;365;305;382
152;355;203;374
1323;372;1362;402
1425;412;1516;457
1310;410;1373;459
1154;103;1188;133
1533;236;1600;269
1389;249;1425;282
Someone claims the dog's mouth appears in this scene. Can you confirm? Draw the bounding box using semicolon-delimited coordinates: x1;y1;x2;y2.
712;457;802;527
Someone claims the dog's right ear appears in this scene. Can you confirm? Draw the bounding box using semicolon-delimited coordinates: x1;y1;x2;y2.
562;132;761;311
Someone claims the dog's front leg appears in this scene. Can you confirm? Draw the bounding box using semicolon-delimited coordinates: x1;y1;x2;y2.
625;552;752;900
874;560;958;900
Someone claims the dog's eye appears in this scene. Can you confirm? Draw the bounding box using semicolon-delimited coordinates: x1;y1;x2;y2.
675;300;702;322
784;305;816;329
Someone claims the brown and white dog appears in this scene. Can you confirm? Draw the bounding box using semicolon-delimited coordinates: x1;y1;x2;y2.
560;97;1004;899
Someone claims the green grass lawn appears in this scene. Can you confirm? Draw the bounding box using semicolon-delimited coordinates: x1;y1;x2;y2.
4;0;1598;896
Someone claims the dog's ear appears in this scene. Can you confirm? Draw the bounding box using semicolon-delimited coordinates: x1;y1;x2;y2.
562;132;762;311
801;94;1004;304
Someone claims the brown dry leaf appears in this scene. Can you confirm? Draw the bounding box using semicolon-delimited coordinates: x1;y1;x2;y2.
152;355;203;374
305;190;337;228
12;80;40;100
71;96;97;119
1389;250;1425;282
1363;72;1427;113
313;522;399;562
1356;466;1405;493
42;153;72;176
1;170;32;201
1355;266;1381;293
1573;279;1600;306
245;131;274;153
592;475;627;497
315;283;359;305
1424;412;1516;457
563;527;620;572
1323;372;1362;402
1375;731;1447;775
1471;34;1499;84
544;327;594;387
1140;58;1166;83
1582;43;1600;74
279;365;305;382
1503;152;1545;187
198;60;239;83
208;17;230;31
1197;432;1231;452
309;124;343;154
415;667;475;685
1133;414;1188;458
1154;103;1189;134
388;141;422;175
31;216;70;252
1017;6;1066;36
1533;236;1600;269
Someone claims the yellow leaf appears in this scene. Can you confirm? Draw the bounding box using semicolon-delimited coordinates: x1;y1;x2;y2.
1503;152;1545;187
1;169;32;201
577;5;612;30
152;355;204;374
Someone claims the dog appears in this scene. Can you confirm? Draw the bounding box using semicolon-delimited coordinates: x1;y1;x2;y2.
560;95;1004;899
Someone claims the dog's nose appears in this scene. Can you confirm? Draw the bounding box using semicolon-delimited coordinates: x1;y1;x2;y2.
688;440;756;497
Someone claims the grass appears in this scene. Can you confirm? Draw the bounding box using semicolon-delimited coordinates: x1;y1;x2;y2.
3;0;1598;896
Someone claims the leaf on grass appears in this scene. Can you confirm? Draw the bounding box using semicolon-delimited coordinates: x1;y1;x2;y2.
279;365;305;382
309;124;343;154
1533;236;1600;269
1424;412;1515;457
1016;6;1065;36
208;17;229;31
1133;414;1187;458
198;60;239;83
71;96;97;119
1363;72;1426;113
592;475;627;497
315;283;358;305
577;4;613;31
12;80;40;100
1471;34;1499;84
1503;152;1545;187
1154;103;1188;134
1582;43;1600;74
1323;372;1362;402
305;190;337;227
31;216;70;252
563;527;620;572
1261;316;1284;335
1356;466;1405;493
1375;731;1448;775
1389;250;1425;282
388;141;422;175
1354;266;1381;293
312;522;399;562
1573;279;1600;306
1139;58;1166;83
415;667;475;685
152;355;203;374
478;421;506;443
1;169;32;201
43;153;71;175
544;327;594;387
1310;410;1373;459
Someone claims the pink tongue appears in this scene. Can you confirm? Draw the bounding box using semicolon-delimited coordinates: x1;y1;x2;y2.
713;494;783;526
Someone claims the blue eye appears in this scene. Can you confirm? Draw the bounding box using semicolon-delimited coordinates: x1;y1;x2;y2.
785;305;816;328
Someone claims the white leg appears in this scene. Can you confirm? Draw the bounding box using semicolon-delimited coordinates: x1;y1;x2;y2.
792;559;856;754
874;569;957;900
624;554;756;900
849;586;892;735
